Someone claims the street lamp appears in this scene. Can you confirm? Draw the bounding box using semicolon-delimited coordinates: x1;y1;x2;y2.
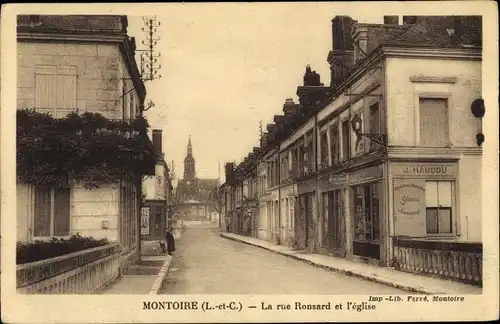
350;115;388;148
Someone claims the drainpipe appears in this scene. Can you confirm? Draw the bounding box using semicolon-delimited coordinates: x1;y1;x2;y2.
381;59;392;267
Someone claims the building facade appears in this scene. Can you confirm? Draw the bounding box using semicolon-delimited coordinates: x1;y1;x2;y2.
141;129;173;241
15;15;148;266
222;15;483;269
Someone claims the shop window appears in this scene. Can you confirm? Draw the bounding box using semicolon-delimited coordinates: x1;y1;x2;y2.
34;186;71;237
320;131;329;169
353;183;380;241
425;181;453;234
330;123;339;165
341;120;350;161
419;98;449;147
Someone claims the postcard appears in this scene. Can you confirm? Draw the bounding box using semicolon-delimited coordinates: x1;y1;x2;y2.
1;1;498;323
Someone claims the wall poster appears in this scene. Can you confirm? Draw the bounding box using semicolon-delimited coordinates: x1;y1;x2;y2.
141;207;150;235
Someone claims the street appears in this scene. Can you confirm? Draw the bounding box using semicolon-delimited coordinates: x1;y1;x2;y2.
161;223;407;294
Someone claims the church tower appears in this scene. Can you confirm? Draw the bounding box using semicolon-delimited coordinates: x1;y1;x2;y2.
183;135;196;181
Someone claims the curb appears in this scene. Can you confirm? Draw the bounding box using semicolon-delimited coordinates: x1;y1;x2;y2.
220;233;436;295
148;229;182;294
148;256;172;295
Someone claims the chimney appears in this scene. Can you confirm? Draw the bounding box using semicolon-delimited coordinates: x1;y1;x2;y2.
329;16;356;88
274;115;285;125
267;123;277;133
152;129;162;156
296;65;332;115
402;16;418;25
283;98;300;117
225;162;235;183
384;16;399;25
260;132;269;148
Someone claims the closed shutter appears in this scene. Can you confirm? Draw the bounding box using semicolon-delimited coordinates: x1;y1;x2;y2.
35;68;58;113
419;98;449;147
34;186;51;237
53;187;71;236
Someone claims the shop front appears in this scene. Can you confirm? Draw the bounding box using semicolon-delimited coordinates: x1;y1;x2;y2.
391;161;458;239
296;177;317;251
318;172;347;257
347;164;385;263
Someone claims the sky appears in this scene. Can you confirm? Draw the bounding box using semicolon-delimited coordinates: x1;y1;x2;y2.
127;4;383;184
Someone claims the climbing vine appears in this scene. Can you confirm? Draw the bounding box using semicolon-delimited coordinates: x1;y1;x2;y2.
17;109;157;189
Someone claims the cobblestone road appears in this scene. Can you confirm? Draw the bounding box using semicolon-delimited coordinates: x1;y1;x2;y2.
161;223;406;294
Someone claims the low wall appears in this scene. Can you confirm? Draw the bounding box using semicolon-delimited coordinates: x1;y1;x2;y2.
17;243;122;294
392;237;482;286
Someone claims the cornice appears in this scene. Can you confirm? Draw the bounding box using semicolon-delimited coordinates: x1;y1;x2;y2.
381;46;482;60
17;31;126;43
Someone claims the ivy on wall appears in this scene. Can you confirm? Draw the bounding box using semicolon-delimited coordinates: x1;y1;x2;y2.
17;109;157;189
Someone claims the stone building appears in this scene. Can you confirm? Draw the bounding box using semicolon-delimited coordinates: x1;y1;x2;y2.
223;15;483;278
141;129;173;241
15;15;148;267
174;136;219;221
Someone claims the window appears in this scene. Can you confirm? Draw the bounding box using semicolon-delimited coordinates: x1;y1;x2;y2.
34;186;70;237
320;131;328;169
35;65;77;118
369;102;380;150
298;141;305;177
425;181;453;234
341;120;350;161
305;132;314;174
122;79;128;120
291;147;298;179
330;123;339;165
419;98;449;147
353;183;379;241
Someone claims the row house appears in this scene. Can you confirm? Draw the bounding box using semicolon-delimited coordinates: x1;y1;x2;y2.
223;15;484;281
15;15;153;267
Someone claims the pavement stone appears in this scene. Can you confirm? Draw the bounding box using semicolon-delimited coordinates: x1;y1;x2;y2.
220;232;482;295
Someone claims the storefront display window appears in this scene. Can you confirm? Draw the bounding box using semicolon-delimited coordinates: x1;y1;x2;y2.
353;182;380;241
425;181;453;234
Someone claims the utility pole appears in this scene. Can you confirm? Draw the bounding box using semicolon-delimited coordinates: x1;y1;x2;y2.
139;16;162;82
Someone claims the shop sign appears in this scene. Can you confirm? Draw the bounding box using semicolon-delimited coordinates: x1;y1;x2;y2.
393;163;457;178
329;174;347;184
350;165;383;183
393;179;426;237
140;207;150;235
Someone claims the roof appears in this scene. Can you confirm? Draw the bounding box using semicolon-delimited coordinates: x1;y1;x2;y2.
387;16;482;48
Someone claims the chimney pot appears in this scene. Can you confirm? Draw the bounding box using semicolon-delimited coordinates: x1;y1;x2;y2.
384;16;399;25
403;16;418;25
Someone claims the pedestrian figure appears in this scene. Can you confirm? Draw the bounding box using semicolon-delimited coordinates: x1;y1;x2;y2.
165;227;176;256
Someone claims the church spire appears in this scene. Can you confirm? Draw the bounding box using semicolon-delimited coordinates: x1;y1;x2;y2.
184;135;196;181
187;135;193;157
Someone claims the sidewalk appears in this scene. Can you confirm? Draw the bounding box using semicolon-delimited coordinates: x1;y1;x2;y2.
220;232;482;295
99;255;169;295
101;229;182;295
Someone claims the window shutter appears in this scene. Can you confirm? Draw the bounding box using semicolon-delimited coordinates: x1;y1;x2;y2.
419;98;448;147
53;187;71;236
34;187;51;237
35;73;57;112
